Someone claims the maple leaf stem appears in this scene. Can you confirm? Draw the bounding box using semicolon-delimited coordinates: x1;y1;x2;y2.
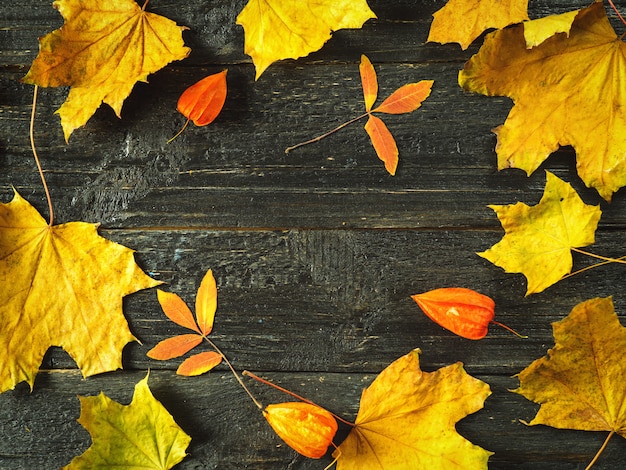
285;112;370;154
142;0;149;11
607;0;626;27
242;370;355;427
570;247;626;266
29;85;54;227
585;430;615;470
202;336;263;409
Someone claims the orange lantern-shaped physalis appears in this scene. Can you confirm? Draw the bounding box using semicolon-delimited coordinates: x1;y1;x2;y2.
263;402;338;459
412;287;496;340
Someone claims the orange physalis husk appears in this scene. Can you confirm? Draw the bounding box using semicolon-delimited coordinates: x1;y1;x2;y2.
412;287;525;340
263;402;338;459
169;70;228;142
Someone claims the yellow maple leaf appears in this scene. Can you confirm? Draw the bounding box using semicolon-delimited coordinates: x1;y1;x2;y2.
334;349;492;469
64;373;191;469
428;0;528;50
236;0;376;79
0;190;161;393
459;3;626;201
22;0;190;141
523;9;578;48
479;172;601;295
514;297;626;466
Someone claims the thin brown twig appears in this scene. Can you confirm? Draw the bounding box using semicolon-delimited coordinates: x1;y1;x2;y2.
607;0;626;27
243;370;355;427
285;112;369;153
29;85;54;227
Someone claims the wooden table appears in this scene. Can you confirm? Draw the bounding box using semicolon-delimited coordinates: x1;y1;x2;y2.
2;0;626;468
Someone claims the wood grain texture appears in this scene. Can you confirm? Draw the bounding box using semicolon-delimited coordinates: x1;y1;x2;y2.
2;0;626;468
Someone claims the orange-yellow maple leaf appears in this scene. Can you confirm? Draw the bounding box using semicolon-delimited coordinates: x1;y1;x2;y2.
514;297;626;465
459;3;626;201
22;0;190;141
334;349;492;469
479;171;601;295
64;373;191;469
0;190;161;393
236;0;376;79
428;0;528;50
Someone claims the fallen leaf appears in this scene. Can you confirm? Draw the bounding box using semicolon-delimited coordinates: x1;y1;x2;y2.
428;0;528;49
523;9;579;48
169;70;228;142
459;3;626;200
514;297;626;465
237;0;376;79
148;269;223;377
364;114;398;175
334;349;492;469
0;190;160;393
64;373;191;469
22;0;190;141
264;402;338;459
478;171;601;295
286;55;433;176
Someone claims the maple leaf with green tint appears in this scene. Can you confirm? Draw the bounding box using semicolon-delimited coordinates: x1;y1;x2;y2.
459;3;626;200
22;0;190;141
514;297;626;468
64;373;191;469
428;0;528;50
0;190;160;393
479;172;601;295
334;349;492;469
148;269;223;376
237;0;376;79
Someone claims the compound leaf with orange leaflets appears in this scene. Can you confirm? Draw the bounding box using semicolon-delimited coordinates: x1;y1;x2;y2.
237;0;376;79
479;171;601;295
23;0;190;141
0;190;160;393
334;349;492;469
459;3;626;200
64;373;191;469
514;297;626;466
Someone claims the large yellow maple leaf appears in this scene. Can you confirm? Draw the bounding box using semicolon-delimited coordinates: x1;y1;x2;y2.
64;373;191;469
479;172;601;295
428;0;528;50
459;3;626;201
514;297;626;464
334;349;492;469
0;190;161;393
236;0;376;79
22;0;190;141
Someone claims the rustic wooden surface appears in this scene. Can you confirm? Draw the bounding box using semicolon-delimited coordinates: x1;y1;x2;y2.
2;0;626;468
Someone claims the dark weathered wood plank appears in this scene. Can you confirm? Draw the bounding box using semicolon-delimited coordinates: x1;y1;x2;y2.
1;370;625;469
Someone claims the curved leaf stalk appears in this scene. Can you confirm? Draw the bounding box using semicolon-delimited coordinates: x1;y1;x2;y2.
30;85;54;227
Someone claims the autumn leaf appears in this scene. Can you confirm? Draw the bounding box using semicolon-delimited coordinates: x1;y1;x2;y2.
428;0;528;50
479;171;601;295
148;269;223;376
169;70;228;142
523;9;578;48
459;3;626;200
22;0;190;141
236;0;376;79
334;349;492;469
287;55;433;175
64;373;191;469
0;190;160;393
514;297;626;466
